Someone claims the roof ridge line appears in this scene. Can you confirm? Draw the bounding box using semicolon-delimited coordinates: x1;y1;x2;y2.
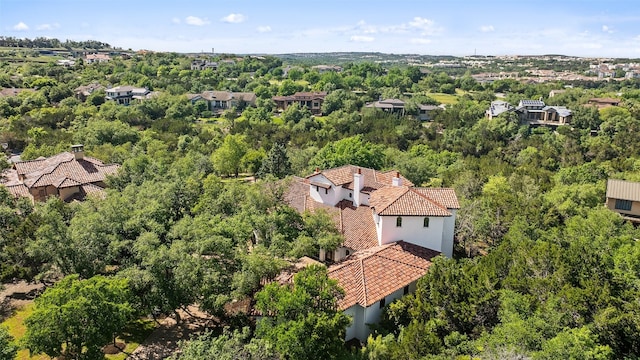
374;186;410;215
409;188;450;213
360;258;367;307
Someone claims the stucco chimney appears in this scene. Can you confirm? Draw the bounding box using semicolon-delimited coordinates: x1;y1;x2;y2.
392;171;402;187
71;144;84;160
353;168;364;207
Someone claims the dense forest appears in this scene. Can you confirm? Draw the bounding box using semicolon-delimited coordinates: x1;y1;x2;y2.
2;42;640;359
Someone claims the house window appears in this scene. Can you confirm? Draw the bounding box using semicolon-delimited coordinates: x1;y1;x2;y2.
403;285;409;295
346;250;350;256
349;193;352;198
325;188;328;194
379;297;386;309
615;199;633;211
423;218;430;227
396;217;402;227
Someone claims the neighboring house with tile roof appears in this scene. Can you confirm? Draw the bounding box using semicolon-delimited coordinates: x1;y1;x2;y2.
273;91;327;115
187;91;256;112
284;165;459;341
74;83;105;101
606;179;640;223
1;145;119;202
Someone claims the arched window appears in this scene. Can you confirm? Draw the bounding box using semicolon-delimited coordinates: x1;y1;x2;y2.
396;217;402;227
423;217;430;228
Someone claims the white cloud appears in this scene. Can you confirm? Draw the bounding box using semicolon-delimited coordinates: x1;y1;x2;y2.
185;16;210;26
480;25;495;32
409;17;434;29
171;17;181;24
257;26;272;33
602;25;614;33
13;22;29;31
36;23;60;31
410;38;431;44
222;13;247;24
350;35;374;42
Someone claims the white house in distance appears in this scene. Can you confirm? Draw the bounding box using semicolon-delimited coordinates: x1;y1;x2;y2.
285;165;459;342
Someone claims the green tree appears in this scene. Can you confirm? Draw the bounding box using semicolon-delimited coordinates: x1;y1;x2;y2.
171;328;278;360
23;275;134;359
0;326;17;360
258;142;291;179
309;135;385;170
255;265;351;360
212;134;249;177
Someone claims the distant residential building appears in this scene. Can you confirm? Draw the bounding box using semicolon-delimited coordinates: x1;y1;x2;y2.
187;91;256;112
365;99;440;120
418;104;440;121
1;145;119;202
0;88;34;98
486;100;571;125
56;59;75;67
606;179;640;223
85;53;111;63
485;100;515;119
548;89;566;97
273;91;327;115
74;83;105;101
311;65;343;73
105;85;155;105
366;99;406;116
516;99;572;125
191;59;218;71
588;97;621;109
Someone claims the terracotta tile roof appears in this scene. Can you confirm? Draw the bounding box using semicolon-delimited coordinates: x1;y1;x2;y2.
308;165;413;190
3;151;119;200
370;186;452;216
328;241;439;309
412;188;460;209
5;184;32;199
335;200;379;251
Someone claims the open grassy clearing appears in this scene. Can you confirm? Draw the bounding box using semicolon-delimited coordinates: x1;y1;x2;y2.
2;302;155;360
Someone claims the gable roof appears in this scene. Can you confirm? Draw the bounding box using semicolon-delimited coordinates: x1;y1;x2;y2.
307;165;413;191
3;151;119;199
328;241;439;309
606;179;640;202
369;186;453;217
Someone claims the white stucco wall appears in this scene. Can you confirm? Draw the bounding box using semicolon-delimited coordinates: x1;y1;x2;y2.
441;209;456;257
308;174;339;205
344;282;417;342
377;215;446;253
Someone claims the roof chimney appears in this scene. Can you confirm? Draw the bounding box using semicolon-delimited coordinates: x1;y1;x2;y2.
315;167;320;173
353;168;364;207
392;171;402;187
71;144;84;160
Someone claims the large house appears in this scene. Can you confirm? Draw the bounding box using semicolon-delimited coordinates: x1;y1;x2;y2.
273;91;327;115
365;99;440;121
285;165;459;341
74;83;104;101
105;86;155;105
187;91;256;112
485;100;572;126
191;59;218;71
1;145;119;202
605;179;640;223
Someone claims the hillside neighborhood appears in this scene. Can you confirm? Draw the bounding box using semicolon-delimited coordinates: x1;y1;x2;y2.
2;32;640;360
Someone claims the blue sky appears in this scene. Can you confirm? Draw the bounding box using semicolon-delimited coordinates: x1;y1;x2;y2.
2;0;640;57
